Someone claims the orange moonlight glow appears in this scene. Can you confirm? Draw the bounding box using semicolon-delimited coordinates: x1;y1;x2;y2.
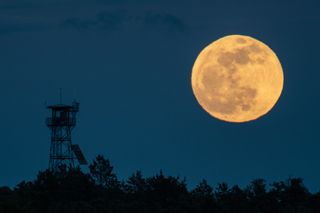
191;35;284;123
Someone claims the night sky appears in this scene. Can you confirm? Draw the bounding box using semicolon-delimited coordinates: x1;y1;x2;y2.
1;0;320;191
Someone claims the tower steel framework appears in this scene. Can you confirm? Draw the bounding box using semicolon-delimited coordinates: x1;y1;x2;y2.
46;101;87;171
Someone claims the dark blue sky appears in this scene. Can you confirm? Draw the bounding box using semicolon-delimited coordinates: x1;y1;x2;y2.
1;0;320;191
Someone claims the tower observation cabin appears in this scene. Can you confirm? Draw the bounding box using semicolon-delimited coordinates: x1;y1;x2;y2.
46;101;87;171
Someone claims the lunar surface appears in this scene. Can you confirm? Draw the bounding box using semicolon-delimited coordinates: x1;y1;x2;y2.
191;35;284;123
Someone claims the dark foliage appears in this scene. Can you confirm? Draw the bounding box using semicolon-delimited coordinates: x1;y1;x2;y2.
0;155;319;213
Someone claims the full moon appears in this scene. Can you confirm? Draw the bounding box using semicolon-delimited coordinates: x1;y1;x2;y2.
191;35;284;123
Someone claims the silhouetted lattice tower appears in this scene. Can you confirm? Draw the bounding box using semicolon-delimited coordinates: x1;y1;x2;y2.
46;101;87;171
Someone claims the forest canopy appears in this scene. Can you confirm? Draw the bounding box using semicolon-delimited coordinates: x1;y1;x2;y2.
0;155;319;213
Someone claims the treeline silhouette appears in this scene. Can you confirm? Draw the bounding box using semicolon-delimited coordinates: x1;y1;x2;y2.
1;155;320;213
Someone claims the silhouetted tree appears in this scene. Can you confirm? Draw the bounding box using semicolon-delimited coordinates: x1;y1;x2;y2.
246;179;275;213
126;171;146;194
215;182;230;201
123;171;148;213
191;179;216;213
0;186;18;213
89;155;119;190
228;185;250;212
192;179;214;199
215;183;250;213
144;170;190;212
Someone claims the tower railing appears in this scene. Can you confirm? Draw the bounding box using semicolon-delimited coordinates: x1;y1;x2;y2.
46;117;76;127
